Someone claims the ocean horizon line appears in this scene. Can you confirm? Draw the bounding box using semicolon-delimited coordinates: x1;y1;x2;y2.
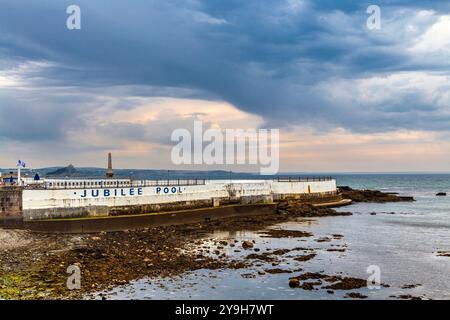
2;166;450;176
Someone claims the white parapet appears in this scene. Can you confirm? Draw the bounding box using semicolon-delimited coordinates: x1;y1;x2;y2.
22;178;337;211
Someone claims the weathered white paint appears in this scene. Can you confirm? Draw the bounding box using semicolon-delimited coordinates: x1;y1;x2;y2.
22;179;336;210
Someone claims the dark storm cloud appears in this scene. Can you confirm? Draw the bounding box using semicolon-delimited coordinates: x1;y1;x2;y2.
1;0;450;141
0;92;86;141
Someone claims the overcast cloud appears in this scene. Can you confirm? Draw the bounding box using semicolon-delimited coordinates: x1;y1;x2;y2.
1;0;450;170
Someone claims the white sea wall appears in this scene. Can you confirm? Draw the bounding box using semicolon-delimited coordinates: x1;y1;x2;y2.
22;179;337;210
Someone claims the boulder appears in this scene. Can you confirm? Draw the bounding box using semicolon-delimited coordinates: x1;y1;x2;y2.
288;278;300;288
242;240;254;249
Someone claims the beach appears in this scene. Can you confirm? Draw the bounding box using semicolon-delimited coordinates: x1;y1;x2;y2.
0;202;349;299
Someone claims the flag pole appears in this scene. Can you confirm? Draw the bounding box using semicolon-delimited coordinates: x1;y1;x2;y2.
17;163;21;186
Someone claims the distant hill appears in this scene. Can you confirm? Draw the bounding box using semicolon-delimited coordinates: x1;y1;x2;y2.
44;167;259;180
1;166;320;180
0;164;314;180
47;164;79;177
39;167;263;180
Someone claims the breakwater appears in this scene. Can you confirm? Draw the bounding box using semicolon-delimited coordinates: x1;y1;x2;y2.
1;178;338;222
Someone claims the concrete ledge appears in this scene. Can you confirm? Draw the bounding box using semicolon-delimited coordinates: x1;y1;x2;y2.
24;203;277;234
313;198;352;208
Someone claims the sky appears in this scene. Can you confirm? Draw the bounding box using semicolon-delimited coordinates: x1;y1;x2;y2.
1;0;450;172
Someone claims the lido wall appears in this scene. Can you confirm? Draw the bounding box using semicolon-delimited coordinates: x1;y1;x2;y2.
1;178;338;222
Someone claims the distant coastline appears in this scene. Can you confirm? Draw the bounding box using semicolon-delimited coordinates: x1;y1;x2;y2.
2;165;450;180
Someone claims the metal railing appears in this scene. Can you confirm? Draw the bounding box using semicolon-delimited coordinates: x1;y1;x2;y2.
274;176;334;182
25;176;334;190
30;179;207;190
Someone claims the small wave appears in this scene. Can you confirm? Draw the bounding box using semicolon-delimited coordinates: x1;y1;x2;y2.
386;220;450;229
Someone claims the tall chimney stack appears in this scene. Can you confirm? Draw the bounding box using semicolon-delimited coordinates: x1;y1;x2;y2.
106;152;114;179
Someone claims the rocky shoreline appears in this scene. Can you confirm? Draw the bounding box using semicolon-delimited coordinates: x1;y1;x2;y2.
338;186;415;203
0;188;417;300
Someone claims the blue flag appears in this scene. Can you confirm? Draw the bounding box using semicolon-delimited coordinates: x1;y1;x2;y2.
17;160;26;168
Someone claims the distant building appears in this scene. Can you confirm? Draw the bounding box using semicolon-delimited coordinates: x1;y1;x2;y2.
0;172;17;185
